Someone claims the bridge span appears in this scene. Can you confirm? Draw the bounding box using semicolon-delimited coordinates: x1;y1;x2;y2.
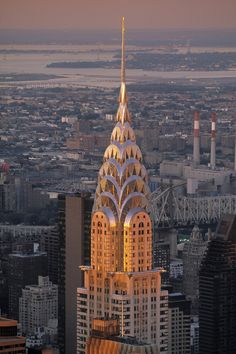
150;185;236;229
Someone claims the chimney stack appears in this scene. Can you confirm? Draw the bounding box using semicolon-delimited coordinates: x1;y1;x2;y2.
210;112;216;169
193;111;200;165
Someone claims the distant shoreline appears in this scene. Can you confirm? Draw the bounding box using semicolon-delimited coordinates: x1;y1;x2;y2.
0;73;62;82
1;28;236;46
47;51;236;72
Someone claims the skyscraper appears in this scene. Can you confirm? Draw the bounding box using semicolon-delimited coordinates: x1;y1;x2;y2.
41;227;59;285
182;225;207;313
8;248;47;320
168;293;191;354
57;192;93;354
77;18;168;354
199;214;236;354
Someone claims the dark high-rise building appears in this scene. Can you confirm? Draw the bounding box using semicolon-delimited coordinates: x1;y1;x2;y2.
168;293;191;354
199;214;236;354
0;184;4;211
41;227;59;285
182;225;207;313
154;240;170;284
27;348;57;354
153;228;178;285
0;232;12;316
1;176;50;213
8;247;47;320
0;260;8;316
57;192;93;354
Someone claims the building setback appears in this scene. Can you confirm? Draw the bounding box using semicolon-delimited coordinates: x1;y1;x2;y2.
199;214;236;354
86;318;160;354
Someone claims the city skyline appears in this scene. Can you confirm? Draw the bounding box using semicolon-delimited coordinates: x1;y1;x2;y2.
1;0;236;30
1;5;236;353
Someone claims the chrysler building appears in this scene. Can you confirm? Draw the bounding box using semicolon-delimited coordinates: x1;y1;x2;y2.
77;18;168;354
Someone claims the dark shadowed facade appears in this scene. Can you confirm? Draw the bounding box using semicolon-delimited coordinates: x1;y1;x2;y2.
8;249;47;320
57;193;93;354
199;214;236;354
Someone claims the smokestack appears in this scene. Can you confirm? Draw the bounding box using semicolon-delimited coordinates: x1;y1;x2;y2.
193;111;200;165
210;112;216;169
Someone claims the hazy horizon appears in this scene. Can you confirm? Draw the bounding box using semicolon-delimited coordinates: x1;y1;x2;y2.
1;28;236;47
1;0;236;31
1;27;236;31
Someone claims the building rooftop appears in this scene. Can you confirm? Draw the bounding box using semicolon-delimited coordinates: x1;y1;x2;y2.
9;251;47;258
0;317;17;327
90;333;151;347
0;337;25;343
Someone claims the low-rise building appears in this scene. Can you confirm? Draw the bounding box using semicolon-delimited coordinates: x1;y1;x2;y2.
19;276;57;336
0;317;26;354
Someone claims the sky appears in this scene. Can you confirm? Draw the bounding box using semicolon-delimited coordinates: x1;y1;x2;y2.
1;0;236;30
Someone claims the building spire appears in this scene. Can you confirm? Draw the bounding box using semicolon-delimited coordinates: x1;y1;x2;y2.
119;16;128;106
121;16;125;84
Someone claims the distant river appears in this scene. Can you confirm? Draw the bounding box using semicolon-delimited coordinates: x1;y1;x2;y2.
1;44;236;88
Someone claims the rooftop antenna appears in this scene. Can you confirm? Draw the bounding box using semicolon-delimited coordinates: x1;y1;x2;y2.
121;16;125;84
119;16;127;105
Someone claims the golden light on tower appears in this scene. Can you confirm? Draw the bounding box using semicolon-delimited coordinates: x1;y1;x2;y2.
77;18;169;354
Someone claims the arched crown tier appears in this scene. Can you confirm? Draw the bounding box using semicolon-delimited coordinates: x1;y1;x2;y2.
93;18;150;223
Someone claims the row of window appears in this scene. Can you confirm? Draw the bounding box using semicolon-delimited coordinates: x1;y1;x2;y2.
92;229;151;236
